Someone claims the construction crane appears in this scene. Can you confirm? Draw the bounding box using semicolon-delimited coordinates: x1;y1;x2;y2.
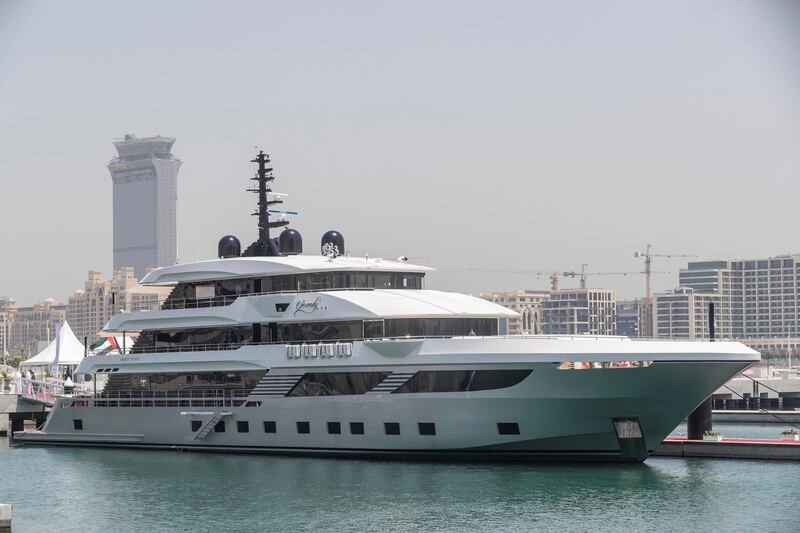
634;244;698;337
468;263;653;291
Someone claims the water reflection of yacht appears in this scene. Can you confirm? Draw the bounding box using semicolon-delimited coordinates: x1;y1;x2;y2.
16;151;759;462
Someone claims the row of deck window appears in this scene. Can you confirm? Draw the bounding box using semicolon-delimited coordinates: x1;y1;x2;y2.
73;418;521;436
99;370;534;398
165;271;426;307
202;420;521;436
132;318;499;352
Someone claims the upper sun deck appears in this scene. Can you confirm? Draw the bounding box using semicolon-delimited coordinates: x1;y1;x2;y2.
141;255;434;285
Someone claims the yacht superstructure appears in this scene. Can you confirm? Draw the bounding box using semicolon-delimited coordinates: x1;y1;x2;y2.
15;151;759;462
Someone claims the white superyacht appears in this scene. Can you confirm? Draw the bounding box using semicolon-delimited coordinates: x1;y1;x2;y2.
16;151;759;462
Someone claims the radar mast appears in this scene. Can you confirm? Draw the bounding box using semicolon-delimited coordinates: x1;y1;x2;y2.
243;150;289;256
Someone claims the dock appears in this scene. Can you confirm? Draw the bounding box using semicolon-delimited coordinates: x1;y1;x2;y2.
711;409;800;423
654;436;800;460
1;393;49;439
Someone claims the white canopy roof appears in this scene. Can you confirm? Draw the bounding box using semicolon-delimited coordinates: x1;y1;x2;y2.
103;289;517;332
19;321;85;368
307;290;518;321
141;255;433;285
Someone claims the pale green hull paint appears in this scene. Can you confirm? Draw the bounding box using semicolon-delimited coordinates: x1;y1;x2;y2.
17;361;750;461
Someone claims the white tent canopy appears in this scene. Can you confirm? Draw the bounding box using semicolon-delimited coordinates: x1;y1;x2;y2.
19;321;85;373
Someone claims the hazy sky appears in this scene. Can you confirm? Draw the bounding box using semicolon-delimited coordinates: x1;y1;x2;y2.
1;0;798;305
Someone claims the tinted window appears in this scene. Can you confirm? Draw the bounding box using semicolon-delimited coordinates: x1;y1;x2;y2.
394;370;532;394
133;327;254;352
218;278;254;296
278;321;362;342
385;318;498;338
214;421;225;433
263;272;424;292
165;273;425;307
102;370;265;395
191;420;201;432
497;423;520;435
327;422;341;435
73;419;83;430
418;423;436;436
373;273;393;289
384;422;400;435
136;316;501;351
237;421;249;433
263;421;276;433
288;372;390;396
350;422;365;435
363;320;385;339
297;421;310;434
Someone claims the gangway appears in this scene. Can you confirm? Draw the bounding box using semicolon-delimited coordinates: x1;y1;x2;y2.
16;377;94;406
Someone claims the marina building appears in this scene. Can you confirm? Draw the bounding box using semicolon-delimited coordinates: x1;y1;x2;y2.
480;290;550;334
540;288;617;336
1;297;16;357
67;269;171;345
7;298;66;357
108;134;182;279
654;287;721;340
616;299;641;338
675;255;799;353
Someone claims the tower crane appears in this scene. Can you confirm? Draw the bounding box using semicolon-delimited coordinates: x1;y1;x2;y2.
468;263;654;291
634;244;698;337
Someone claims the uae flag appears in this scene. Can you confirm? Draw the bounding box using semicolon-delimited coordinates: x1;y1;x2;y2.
91;337;120;355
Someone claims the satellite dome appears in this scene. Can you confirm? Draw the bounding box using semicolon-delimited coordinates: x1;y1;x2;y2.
321;230;344;257
279;229;303;255
218;235;241;259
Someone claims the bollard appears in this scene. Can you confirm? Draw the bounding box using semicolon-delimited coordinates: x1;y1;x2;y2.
0;503;11;532
63;376;74;396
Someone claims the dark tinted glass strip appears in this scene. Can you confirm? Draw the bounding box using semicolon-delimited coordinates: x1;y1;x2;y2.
287;372;391;397
394;370;532;394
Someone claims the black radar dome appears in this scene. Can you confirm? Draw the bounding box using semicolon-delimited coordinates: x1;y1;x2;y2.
279;228;303;255
218;235;241;258
321;230;345;256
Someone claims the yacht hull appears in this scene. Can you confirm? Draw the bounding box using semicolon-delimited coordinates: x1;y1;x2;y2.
15;360;750;462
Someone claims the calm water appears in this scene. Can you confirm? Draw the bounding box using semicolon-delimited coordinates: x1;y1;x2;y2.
2;427;799;533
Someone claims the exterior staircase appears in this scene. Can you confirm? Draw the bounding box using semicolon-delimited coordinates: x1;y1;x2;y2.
367;372;416;394
193;411;232;440
249;374;304;397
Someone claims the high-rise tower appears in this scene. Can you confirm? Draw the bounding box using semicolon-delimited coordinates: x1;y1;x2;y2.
108;134;181;278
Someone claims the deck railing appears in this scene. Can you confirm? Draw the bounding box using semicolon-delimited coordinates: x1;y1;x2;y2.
18;377;95;405
66;388;250;409
93;333;728;358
